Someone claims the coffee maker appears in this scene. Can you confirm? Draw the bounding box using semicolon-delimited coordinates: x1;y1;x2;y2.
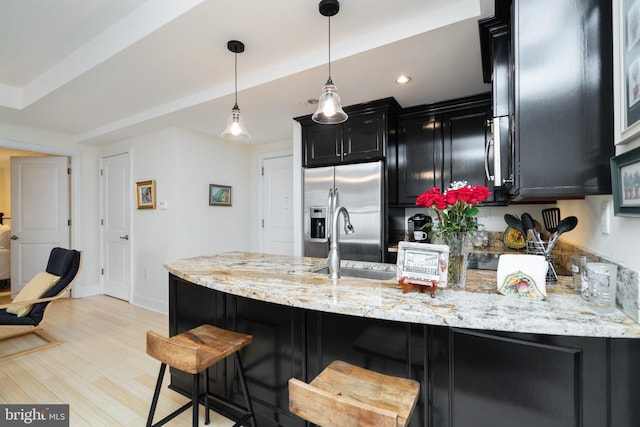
408;214;432;242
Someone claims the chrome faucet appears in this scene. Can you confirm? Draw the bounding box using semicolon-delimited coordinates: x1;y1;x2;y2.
327;205;354;279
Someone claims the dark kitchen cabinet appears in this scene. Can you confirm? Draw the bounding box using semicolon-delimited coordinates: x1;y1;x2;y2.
169;276;640;427
392;94;508;207
296;98;400;167
169;275;306;427
480;0;614;201
395;112;441;205
430;328;610;427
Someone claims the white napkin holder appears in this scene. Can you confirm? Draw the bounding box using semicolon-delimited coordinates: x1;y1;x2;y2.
497;254;548;300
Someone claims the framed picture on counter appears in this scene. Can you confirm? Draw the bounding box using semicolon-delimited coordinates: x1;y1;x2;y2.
614;0;640;143
612;145;640;216
136;180;156;209
209;184;232;206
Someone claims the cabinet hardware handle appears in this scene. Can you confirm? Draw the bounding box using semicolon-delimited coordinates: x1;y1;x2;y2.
492;117;503;187
120;235;129;240
485;132;493;182
9;235;18;240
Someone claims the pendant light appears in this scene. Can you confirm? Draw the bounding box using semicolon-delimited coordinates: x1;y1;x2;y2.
312;0;348;124
221;40;251;140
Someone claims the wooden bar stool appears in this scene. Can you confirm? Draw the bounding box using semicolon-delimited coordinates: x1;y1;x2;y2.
289;360;420;427
146;324;256;427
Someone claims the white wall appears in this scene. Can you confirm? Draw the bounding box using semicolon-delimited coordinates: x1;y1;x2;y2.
125;127;254;312
557;138;640;273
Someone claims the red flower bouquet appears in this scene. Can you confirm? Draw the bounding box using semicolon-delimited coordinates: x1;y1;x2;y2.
416;181;490;235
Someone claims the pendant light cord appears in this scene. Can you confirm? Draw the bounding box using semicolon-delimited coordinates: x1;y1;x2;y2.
234;51;238;108
327;14;332;82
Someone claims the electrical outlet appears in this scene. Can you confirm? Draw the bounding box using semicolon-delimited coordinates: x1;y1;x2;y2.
600;201;610;235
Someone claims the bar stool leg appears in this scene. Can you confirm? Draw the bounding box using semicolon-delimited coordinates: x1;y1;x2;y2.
204;368;211;425
235;353;257;427
192;373;199;427
146;363;167;427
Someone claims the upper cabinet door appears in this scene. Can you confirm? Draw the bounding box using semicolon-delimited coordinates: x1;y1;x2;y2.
302;125;342;167
511;0;613;199
342;110;386;163
396;113;442;206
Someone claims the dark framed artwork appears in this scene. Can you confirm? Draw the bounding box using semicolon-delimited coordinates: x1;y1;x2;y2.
616;0;640;143
611;145;640;216
209;184;232;206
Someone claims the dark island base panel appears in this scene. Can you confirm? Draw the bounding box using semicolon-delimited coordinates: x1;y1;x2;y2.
169;274;640;427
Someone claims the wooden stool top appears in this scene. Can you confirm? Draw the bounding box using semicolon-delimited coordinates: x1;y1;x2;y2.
146;324;252;374
289;360;420;427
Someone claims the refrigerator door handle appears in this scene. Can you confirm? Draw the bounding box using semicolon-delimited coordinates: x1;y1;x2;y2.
327;189;334;242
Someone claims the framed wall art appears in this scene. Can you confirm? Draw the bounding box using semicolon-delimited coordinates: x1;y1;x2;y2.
611;145;640;216
209;184;232;206
136;180;156;209
615;0;640;143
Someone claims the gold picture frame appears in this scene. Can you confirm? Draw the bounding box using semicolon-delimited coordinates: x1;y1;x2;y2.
136;180;156;209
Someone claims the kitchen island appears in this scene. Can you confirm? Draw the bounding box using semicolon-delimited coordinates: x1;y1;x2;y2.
165;252;640;427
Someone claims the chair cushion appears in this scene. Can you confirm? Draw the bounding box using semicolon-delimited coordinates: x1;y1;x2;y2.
6;272;61;317
0;309;38;325
28;248;81;324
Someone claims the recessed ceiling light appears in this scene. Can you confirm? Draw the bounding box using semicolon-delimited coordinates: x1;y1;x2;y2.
396;75;412;84
307;99;319;105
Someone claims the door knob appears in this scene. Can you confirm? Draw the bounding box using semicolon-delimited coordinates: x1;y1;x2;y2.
9;235;17;240
119;235;129;240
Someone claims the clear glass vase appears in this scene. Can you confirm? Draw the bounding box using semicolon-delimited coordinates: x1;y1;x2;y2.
434;231;471;288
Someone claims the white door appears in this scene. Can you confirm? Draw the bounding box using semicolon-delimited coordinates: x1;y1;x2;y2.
10;156;70;291
261;155;293;255
101;153;131;301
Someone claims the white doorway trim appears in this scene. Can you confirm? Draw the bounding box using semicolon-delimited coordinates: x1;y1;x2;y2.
0;138;85;293
257;149;293;253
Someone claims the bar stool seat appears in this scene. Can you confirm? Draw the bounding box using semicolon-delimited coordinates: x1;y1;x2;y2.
288;360;420;427
146;324;256;427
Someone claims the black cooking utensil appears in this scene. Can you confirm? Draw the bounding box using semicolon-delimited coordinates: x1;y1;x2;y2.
521;212;545;253
503;214;525;237
547;216;578;252
541;207;561;234
556;216;578;237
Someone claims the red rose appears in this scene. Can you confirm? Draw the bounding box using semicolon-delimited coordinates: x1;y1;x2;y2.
434;194;448;210
416;187;441;207
457;186;474;203
444;189;458;205
473;185;490;202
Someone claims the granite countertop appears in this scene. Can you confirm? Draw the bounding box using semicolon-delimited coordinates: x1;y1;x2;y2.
164;251;640;339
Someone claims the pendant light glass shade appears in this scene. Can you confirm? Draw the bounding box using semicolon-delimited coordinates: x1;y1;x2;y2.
221;104;250;140
221;40;250;140
312;79;348;124
312;0;347;125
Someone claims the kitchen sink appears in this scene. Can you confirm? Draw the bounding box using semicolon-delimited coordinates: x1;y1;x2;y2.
313;266;396;281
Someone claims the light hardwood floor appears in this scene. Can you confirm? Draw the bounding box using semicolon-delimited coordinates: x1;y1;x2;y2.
0;295;236;426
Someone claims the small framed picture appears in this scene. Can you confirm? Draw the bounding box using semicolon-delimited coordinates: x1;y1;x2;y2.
396;241;450;287
612;145;640;216
136;180;156;209
209;184;232;206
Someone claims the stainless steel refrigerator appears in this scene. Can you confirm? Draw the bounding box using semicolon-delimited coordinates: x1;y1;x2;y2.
303;161;384;262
